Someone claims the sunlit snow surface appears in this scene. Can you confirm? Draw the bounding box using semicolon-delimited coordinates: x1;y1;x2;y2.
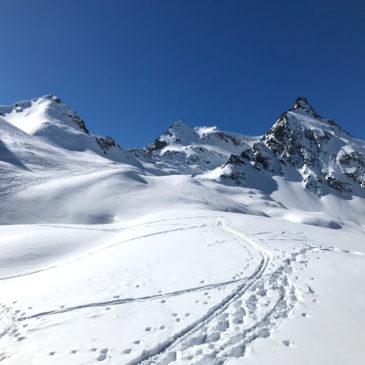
0;96;365;364
0;211;364;364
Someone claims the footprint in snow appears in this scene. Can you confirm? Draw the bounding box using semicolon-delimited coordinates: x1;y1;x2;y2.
232;316;243;324
97;353;107;361
97;348;108;361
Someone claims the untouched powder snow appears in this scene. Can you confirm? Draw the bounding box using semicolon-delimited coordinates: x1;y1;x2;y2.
0;95;364;364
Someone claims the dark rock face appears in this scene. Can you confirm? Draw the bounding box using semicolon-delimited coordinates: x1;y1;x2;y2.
290;96;321;119
45;94;62;104
95;136;117;154
324;174;350;193
146;139;168;154
215;132;241;146
252;143;274;171
222;154;245;168
70;114;89;134
338;151;364;167
220;155;246;185
260;113;332;170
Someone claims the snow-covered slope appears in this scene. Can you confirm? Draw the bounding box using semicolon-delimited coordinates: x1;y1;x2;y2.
0;95;140;165
203;97;365;227
0;95;144;224
0;95;365;365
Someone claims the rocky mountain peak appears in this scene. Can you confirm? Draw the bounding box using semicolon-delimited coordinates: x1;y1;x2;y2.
217;98;365;198
291;96;321;118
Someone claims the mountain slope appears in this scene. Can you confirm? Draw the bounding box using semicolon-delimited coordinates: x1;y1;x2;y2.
0;96;143;224
210;97;365;198
0;95;141;166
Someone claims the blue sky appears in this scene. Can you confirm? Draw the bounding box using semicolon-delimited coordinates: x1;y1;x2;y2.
1;0;364;147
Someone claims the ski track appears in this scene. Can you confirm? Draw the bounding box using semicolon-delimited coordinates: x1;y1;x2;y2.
0;222;209;281
18;276;252;321
2;217;352;364
34;215;219;232
127;222;271;365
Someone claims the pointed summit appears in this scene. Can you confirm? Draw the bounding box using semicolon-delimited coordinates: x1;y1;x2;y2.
291;97;321;118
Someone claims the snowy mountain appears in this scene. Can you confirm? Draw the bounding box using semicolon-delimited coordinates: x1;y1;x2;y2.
0;95;142;224
0;95;365;365
0;95;140;166
131;121;258;174
210;97;365;198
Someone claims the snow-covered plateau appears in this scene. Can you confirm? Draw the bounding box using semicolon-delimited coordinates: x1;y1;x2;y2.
0;95;364;364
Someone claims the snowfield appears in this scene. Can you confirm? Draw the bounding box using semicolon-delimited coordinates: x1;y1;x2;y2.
1;211;364;365
0;95;364;364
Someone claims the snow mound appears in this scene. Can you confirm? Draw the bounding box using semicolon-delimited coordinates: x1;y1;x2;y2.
282;211;342;229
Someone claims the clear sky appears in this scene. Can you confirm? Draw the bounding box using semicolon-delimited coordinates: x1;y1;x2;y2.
1;0;364;147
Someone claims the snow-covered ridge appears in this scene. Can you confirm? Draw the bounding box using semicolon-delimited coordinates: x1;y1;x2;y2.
1;94;365;227
131;120;259;174
0;94;140;166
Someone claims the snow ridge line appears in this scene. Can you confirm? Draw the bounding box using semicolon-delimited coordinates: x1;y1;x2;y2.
129;222;270;365
35;215;218;232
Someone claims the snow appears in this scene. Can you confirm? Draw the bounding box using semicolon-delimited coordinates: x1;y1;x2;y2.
0;95;365;364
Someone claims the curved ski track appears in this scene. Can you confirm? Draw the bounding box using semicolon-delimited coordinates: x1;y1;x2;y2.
6;217;274;365
128;222;271;365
